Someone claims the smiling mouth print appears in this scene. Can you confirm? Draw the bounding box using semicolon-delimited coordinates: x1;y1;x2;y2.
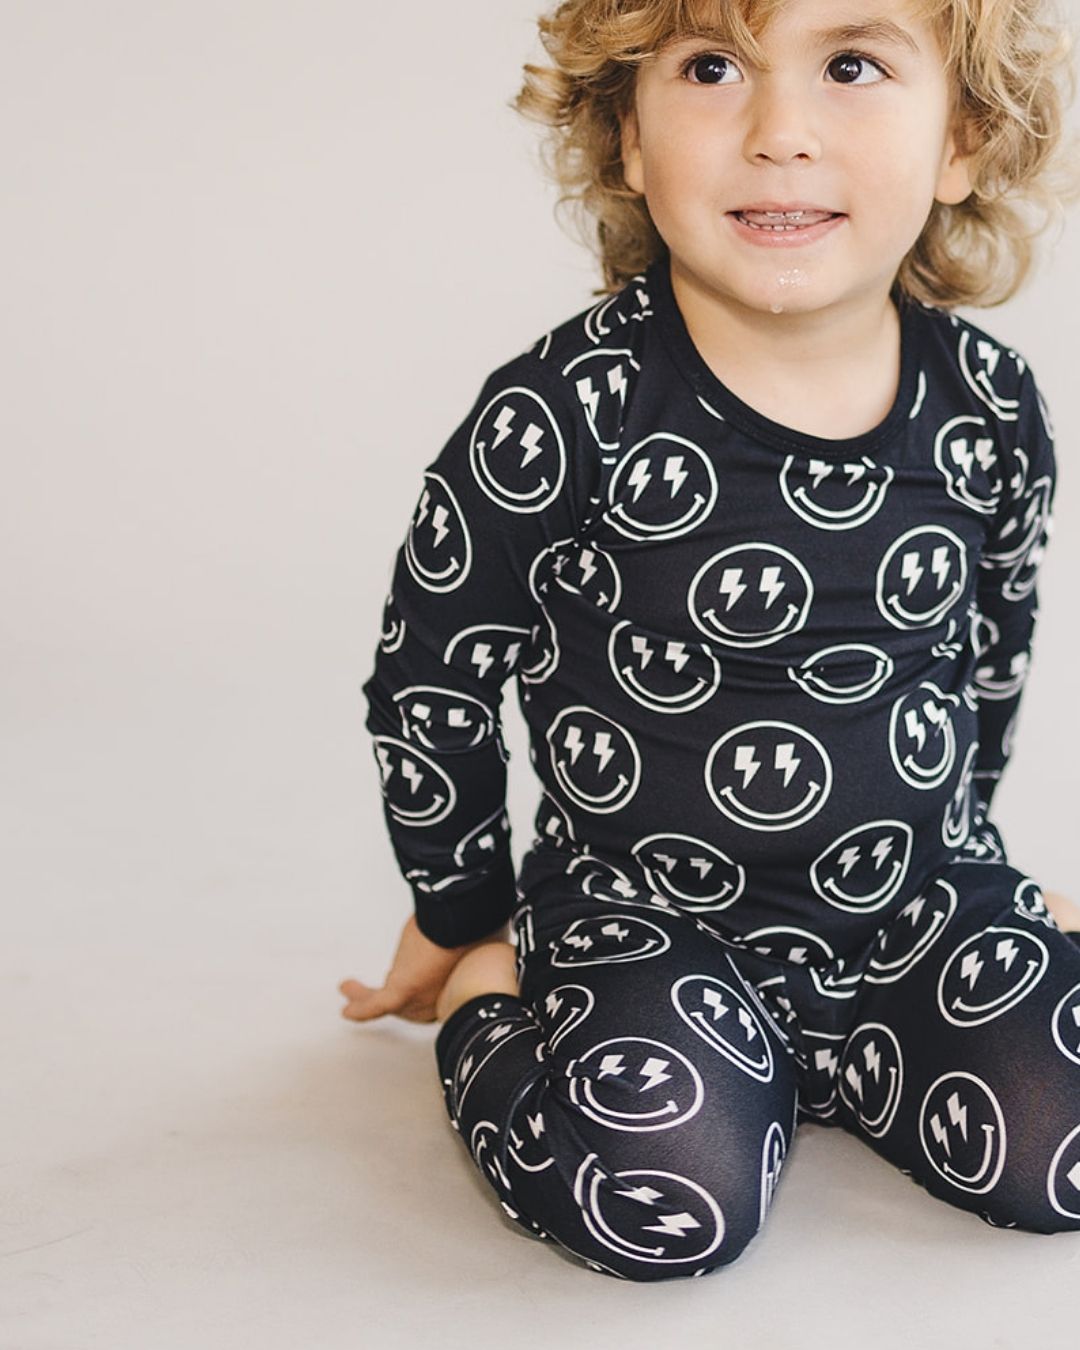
688;544;813;649
705;722;832;832
920;1073;1007;1194
876;526;968;630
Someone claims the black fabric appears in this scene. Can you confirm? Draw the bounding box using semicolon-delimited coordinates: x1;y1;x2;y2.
362;255;1055;951
362;256;1072;1279
435;859;1080;1280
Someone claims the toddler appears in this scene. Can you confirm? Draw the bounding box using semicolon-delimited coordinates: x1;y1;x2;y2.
340;0;1080;1280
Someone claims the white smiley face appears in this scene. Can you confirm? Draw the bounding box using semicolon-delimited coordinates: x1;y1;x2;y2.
546;707;641;814
778;454;894;530
876;525;968;629
688;543;814;648
572;1155;726;1269
887;681;960;790
631;832;746;912
405;472;472;593
518;607;561;686
444;622;530;682
549;913;671;966
378;590;405;652
605;433;718;541
810;820;914;912
837;1022;903;1139
470;385;567;513
919;1072;1006;1194
608;620;722;714
561;347;640;450
564;1036;704;1131
373;735;456;826
393;685;496;751
864;878;959;985
955;329;1023;421
941;741;979;850
705;721;832;831
539;983;595;1053
530;537;622;612
933;413;1003;514
936;925;1049;1027
670;968;777;1081
582;275;653;344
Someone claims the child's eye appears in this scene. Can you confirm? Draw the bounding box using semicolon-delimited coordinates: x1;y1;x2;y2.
679;49;891;87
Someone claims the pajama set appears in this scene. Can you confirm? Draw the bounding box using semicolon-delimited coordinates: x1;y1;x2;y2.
360;252;1080;1280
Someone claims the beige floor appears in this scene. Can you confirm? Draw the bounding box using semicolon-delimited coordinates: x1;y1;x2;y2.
5;655;1080;1350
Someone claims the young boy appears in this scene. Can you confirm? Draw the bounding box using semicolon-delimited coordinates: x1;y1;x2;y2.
340;0;1080;1280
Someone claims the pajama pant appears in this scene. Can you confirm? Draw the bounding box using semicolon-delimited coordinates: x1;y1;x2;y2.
434;837;1080;1281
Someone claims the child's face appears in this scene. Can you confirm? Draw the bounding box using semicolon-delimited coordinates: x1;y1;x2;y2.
620;0;973;320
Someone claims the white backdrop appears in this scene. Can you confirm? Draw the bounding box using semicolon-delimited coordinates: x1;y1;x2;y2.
3;2;1079;1346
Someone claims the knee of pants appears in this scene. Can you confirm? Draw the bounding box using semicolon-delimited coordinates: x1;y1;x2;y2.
967;1102;1080;1235
978;1162;1080;1235
498;1073;786;1281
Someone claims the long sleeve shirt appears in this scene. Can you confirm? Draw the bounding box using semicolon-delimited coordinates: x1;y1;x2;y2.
361;253;1057;952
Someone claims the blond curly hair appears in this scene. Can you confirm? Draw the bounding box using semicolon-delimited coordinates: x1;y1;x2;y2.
512;0;1080;307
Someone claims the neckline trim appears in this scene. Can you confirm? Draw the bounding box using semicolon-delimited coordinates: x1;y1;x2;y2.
646;253;922;459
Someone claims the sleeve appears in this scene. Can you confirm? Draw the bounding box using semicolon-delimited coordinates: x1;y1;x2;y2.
970;363;1058;814
360;344;599;948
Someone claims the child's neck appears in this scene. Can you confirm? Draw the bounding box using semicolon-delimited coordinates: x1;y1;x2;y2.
670;257;903;441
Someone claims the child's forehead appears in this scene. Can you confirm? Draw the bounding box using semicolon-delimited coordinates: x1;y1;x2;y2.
651;0;935;49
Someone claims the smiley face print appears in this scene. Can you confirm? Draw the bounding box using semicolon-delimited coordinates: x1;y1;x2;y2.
688;544;813;649
705;722;832;832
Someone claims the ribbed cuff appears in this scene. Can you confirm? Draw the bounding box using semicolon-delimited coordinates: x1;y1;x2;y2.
412;852;518;949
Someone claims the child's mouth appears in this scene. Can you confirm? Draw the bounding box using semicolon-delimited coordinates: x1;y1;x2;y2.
727;211;847;246
731;210;844;230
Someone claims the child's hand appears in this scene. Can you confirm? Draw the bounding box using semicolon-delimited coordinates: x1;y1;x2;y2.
338;915;510;1024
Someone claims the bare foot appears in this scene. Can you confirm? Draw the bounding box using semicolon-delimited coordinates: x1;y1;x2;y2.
1043;889;1080;932
435;940;521;1023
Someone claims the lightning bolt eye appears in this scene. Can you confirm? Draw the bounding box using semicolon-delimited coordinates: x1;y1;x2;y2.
718;567;746;609
662;455;688;497
491;404;516;449
900;549;924;594
734;743;760;788
469;642;494;678
430;504;450;548
773;741;800;787
518;422;545;469
575;375;600;426
758;565;785;609
930;544;951;590
976;337;1000;376
974;436;996;471
870;836;894;869
950;435;975;479
904;707;927;752
592;731;614;773
607;362;628;402
631;633;653;669
808;457;832;489
664;641;689;673
626;459;653;501
563;724;584;763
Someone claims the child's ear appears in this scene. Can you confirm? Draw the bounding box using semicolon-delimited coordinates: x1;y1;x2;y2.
620;101;645;196
934;113;977;207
